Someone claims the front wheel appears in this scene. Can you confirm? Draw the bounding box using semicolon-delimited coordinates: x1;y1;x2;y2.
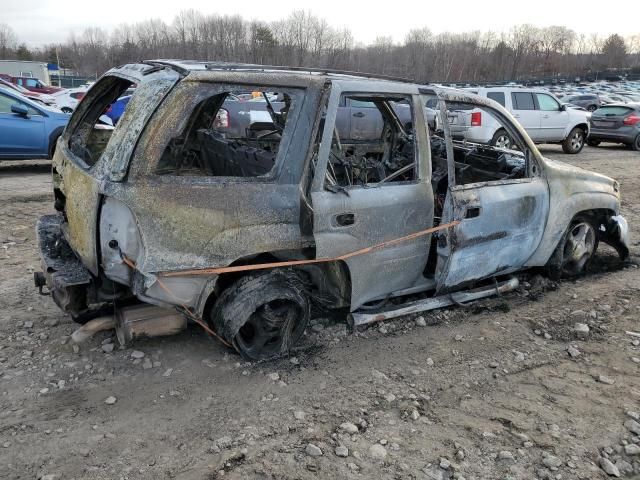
547;217;599;279
210;270;310;361
562;127;585;154
631;134;640;151
587;105;598;112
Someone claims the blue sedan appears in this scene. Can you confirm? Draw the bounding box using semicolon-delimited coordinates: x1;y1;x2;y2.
0;88;70;160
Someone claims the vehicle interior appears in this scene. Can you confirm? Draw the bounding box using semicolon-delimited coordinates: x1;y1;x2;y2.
155;90;295;177
427;100;527;216
323;95;416;189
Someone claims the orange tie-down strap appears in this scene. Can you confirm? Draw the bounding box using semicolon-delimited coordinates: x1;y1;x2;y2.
159;220;460;278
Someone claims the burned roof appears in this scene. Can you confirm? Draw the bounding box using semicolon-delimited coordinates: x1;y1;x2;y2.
143;59;418;84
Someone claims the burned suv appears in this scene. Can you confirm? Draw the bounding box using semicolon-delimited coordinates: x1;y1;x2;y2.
35;61;630;360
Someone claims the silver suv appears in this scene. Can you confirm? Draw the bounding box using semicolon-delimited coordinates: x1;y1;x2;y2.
34;62;629;361
447;87;590;154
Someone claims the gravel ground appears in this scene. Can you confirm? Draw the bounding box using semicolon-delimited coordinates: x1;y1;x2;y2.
0;145;639;480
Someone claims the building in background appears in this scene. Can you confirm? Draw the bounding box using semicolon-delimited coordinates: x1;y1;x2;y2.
0;60;51;84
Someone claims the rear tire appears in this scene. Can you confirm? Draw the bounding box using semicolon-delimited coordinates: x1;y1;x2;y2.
586;138;601;147
562;127;585;154
210;270;310;361
490;129;513;149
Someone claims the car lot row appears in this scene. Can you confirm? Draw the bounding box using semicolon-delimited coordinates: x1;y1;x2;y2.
1;69;639;160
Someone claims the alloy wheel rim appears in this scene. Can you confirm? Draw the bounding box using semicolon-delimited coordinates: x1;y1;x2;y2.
495;135;511;149
562;222;596;273
570;131;583;150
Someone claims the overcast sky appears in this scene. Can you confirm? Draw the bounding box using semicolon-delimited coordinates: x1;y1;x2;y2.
4;0;640;47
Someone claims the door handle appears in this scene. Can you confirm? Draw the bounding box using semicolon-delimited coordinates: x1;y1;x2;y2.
335;213;355;226
352;112;365;118
513;114;521;118
542;114;549;118
465;207;481;219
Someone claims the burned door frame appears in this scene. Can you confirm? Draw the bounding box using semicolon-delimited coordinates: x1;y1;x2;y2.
54;66;181;275
98;74;326;310
426;89;551;290
310;80;435;310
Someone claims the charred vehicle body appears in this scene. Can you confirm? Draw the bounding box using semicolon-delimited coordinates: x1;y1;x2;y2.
35;61;630;360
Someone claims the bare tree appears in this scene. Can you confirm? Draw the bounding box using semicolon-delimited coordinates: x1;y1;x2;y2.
10;12;640;84
0;23;17;59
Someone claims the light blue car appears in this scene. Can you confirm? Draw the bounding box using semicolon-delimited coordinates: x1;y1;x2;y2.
0;88;69;160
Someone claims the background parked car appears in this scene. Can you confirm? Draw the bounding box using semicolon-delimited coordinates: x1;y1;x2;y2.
451;87;590;153
588;103;640;150
563;94;601;112
0;74;63;95
105;95;132;124
0;77;57;106
0;88;69;160
217;93;415;141
51;87;88;113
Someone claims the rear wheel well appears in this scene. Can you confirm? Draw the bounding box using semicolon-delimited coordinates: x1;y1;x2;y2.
205;251;352;317
574;123;588;134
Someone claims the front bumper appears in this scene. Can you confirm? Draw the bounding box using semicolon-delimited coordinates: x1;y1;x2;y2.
36;214;92;314
604;215;631;261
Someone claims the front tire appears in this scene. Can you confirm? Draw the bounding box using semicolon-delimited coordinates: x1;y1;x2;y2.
631;134;640;151
210;270;310;361
562;127;585;154
547;216;599;279
587;105;597;112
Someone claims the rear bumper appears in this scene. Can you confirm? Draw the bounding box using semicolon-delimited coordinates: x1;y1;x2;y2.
589;127;638;144
450;126;493;144
36;214;92;315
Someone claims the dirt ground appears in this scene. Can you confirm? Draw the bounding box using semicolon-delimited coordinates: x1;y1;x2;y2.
1;145;639;480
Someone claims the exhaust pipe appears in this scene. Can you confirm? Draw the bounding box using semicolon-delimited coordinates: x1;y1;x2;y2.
71;315;117;344
116;305;187;346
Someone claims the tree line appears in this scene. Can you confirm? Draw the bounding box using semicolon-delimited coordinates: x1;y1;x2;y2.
1;11;639;83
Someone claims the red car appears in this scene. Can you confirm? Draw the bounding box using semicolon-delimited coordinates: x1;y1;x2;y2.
0;73;63;94
0;77;56;106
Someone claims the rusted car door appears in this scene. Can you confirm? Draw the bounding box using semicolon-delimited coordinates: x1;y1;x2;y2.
311;82;434;310
432;93;550;290
54;66;179;275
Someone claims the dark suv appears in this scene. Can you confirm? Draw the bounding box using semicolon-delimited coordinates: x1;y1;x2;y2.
564;94;601;112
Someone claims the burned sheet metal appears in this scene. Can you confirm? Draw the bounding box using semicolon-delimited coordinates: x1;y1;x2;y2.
34;60;631;360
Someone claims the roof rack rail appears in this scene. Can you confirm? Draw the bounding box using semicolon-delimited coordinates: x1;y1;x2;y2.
202;61;419;84
142;60;190;76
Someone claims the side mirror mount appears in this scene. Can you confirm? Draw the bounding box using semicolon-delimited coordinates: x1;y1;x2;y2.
559;104;567;112
11;103;29;118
